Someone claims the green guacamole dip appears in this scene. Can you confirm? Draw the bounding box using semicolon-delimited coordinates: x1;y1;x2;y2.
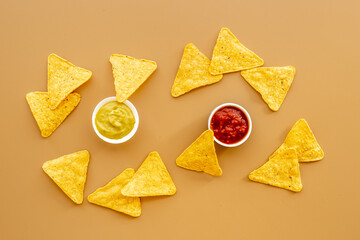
95;101;135;139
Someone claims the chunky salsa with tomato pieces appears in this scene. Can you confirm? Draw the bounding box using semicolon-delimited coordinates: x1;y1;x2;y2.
210;106;249;144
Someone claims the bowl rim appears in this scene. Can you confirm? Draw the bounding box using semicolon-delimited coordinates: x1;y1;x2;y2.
92;96;139;144
208;103;252;147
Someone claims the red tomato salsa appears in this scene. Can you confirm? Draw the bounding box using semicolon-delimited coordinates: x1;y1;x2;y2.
210;106;249;144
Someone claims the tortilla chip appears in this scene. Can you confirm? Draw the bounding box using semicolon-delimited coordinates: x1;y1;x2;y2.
270;119;324;162
42;150;90;204
176;129;222;176
241;66;296;111
209;28;264;75
48;54;91;109
88;168;141;217
121;151;176;197
26;92;80;137
249;148;302;192
171;43;223;97
110;54;157;102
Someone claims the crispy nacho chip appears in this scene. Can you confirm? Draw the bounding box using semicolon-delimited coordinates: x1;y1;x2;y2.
176;129;222;176
48;54;91;109
26;92;80;137
271;119;324;162
209;28;264;75
42;150;90;204
249;148;302;192
88;168;141;217
241;66;296;111
121;151;176;197
171;43;223;97
110;54;157;102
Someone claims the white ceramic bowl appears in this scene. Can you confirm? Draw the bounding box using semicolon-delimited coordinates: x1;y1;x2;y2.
208;103;252;147
92;97;139;144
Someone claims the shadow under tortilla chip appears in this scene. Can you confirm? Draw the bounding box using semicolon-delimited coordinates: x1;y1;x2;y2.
88;168;141;217
241;66;296;111
209;28;264;75
249;148;302;192
48;54;91;109
271;119;324;162
176;129;222;176
121;151;176;197
26;92;80;137
171;43;223;97
42;150;90;204
110;54;157;102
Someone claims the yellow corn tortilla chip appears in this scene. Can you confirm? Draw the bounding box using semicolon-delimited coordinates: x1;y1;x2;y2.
171;43;223;97
176;129;222;176
270;119;324;162
121;151;176;197
48;54;91;109
209;28;264;75
249;148;302;192
42;150;90;204
88;168;141;217
110;54;157;102
241;66;296;111
26;92;80;137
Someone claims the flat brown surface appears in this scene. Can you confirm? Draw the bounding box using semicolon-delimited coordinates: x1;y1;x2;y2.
1;1;359;239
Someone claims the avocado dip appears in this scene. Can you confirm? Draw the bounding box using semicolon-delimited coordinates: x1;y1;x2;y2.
95;101;135;139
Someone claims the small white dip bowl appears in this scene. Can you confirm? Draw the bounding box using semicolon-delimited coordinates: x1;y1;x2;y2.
208;103;252;147
92;96;139;144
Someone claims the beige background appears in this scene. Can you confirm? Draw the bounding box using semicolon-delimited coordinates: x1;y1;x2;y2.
1;0;360;239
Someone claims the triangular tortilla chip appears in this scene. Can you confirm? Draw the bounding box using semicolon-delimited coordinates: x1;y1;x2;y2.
241;66;296;111
270;119;324;162
48;54;91;109
110;54;157;102
176;129;222;176
121;151;176;197
171;43;223;97
209;28;264;75
249;148;302;192
88;168;141;217
26;92;81;137
42;150;90;204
